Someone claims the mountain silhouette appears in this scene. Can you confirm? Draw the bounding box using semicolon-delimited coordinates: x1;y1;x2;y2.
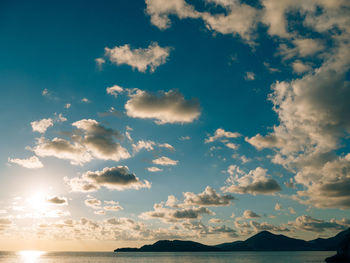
114;228;350;252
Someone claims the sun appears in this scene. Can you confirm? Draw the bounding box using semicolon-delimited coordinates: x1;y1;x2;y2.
27;192;49;212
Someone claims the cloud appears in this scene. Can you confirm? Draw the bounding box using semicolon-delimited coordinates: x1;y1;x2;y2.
243;210;260;218
222;167;281;195
288;207;296;214
95;57;105;70
225;142;239;150
158;143;175;151
183;186;235;207
104;203;123;212
66;166;151;192
132;140;155;153
147;167;163;172
8;156;43;169
104;42;171;73
125;89;200;124
145;0;258;43
72;119;130;162
244;72;255;81
145;0;200;30
180;136;190;141
47;196;68;205
85;198;101;208
205;128;241;143
292;216;348;233
140;204;214;223
292;60;312;74
31;118;53;133
251;221;290;232
64;103;71;109
106;85;124;97
81;98;90;103
275;203;283;211
152;156;178;166
33;137;92;165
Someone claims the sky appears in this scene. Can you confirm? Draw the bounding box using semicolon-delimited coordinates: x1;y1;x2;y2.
0;0;350;251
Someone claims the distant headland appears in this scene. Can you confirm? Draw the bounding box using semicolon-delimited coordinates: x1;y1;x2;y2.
114;228;350;253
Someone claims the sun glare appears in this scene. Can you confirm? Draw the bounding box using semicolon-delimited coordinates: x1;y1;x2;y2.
27;192;49;212
19;250;46;263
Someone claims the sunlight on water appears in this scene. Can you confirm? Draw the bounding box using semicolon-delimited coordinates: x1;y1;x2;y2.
18;250;46;263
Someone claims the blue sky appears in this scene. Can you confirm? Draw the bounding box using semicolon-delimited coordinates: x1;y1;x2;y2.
1;0;350;251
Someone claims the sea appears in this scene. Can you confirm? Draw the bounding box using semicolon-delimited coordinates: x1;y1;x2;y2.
0;251;335;263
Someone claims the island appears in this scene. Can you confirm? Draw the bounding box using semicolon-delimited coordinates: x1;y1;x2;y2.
114;228;350;253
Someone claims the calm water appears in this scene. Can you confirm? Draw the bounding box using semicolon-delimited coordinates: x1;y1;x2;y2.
0;251;334;263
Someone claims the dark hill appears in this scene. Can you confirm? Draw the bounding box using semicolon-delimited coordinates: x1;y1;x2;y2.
114;240;221;252
114;228;350;252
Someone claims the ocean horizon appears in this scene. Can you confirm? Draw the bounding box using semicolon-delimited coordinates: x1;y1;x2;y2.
0;251;335;263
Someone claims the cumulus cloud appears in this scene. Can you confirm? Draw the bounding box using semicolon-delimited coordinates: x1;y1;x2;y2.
85;198;101;208
146;0;258;43
72;119;130;161
32;119;129;165
104;202;123;212
292;216;349;233
222;166;281;195
145;0;200;30
31;118;53;133
104;42;171;73
183;186;235;207
147;167;163;172
47;196;68;205
140;204;214;223
106;85;124;97
243;210;260;218
8;156;43;169
292;60;312;74
66;166;151;192
251;221;290;232
205;128;241;143
132;140;155;153
33;137;92;165
152;156;178;166
125;89;200;124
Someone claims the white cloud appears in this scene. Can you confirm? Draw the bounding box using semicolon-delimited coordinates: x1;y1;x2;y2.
125;89;200;124
183;186;235;207
145;0;200;30
95;57;105;70
104;42;171;73
132;140;155;153
8;156;43;169
106;85;124;97
64;103;71;109
222;167;281;195
72;119;130;162
244;72;255;80
147;167;163;172
81;98;90;103
205;128;241;143
158;143;175;151
225;142;238;150
292;60;312;74
33;137;92;166
152;156;178;166
31;118;53;133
